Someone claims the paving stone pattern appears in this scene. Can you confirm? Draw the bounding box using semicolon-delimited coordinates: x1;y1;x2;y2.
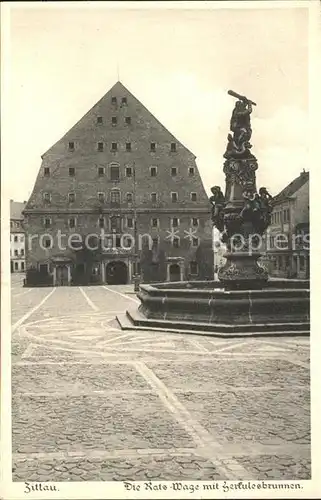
11;282;311;481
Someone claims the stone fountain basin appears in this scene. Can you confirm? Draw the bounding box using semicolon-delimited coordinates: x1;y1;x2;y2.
117;279;310;337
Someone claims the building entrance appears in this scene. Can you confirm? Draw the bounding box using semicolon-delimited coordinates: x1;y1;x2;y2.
106;261;128;285
56;265;69;286
169;263;181;282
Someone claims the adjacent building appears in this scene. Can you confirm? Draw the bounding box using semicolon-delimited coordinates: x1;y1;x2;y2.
262;170;309;279
24;81;213;286
10;200;26;273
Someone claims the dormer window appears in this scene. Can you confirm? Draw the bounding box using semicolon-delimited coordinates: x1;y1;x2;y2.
43;193;51;203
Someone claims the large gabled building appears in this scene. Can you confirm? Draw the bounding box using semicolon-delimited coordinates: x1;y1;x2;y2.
24;81;213;286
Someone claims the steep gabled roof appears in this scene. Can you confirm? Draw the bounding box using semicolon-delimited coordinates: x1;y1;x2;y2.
43;81;196;158
273;171;309;205
10;200;26;220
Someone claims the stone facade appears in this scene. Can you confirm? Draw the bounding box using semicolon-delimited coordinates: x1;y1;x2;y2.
24;81;213;285
261;171;309;279
10;201;26;273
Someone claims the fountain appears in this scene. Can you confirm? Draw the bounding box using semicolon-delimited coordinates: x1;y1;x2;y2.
117;90;309;337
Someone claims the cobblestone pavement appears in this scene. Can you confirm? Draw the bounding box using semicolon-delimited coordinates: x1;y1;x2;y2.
11;278;310;481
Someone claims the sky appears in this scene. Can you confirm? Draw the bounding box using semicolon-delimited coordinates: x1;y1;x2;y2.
5;3;309;202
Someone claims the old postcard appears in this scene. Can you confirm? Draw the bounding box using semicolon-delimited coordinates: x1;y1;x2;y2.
1;1;320;499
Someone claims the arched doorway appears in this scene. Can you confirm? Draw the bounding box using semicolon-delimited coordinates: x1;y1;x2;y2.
106;261;128;285
169;263;181;282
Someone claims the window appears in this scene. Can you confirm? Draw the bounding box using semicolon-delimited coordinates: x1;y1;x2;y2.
126;142;131;152
14;235;18;242
20;235;24;242
171;142;177;152
189;167;195;176
151;193;157;203
171;167;177;176
125;116;131;125
98;166;105;176
111;142;118;152
110;165;120;180
151;218;159;228
190;261;198;275
171;217;179;227
192;217;199;227
150;142;156;152
14;262;18;270
10;221;13;228
126;192;133;203
68;193;75;203
44;217;51;228
150;166;157;177
123;236;132;249
98;192;105;202
299;255;305;271
43;193;51;203
44;167;50;176
68;141;75;151
21;262;25;271
14;249;18;256
69;217;76;228
192;237;199;247
98;217;105;228
98;142;104;152
171;192;178;203
44;238;51;249
39;263;48;274
127;217;134;228
191;192;197;202
111;116;117;126
69;167;75;176
126;167;132;177
110;190;120;206
97;116;103;124
111;96;117;104
121;97;127;105
110;216;121;232
173;236;180;248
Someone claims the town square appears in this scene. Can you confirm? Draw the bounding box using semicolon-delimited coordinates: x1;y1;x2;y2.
3;2;314;494
11;274;310;482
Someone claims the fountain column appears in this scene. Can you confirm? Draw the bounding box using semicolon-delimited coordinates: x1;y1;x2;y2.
210;90;273;290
